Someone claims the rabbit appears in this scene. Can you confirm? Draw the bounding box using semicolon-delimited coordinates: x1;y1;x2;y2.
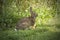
15;7;38;30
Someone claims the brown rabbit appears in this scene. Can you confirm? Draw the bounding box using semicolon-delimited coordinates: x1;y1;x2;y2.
15;7;38;30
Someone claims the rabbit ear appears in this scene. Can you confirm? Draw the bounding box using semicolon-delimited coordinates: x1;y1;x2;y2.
30;7;33;14
30;7;32;11
30;7;32;12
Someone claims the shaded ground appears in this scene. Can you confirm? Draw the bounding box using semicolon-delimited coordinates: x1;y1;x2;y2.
0;25;60;40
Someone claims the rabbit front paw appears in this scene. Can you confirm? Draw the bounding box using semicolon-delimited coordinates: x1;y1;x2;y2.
32;23;36;29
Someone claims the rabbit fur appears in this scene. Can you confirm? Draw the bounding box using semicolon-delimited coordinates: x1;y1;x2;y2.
15;7;38;30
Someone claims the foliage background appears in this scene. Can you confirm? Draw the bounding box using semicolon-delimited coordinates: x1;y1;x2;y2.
0;0;59;30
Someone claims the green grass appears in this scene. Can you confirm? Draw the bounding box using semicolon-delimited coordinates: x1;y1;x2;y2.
0;26;60;40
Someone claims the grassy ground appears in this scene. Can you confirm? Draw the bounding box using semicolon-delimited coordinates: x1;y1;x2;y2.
0;25;60;40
